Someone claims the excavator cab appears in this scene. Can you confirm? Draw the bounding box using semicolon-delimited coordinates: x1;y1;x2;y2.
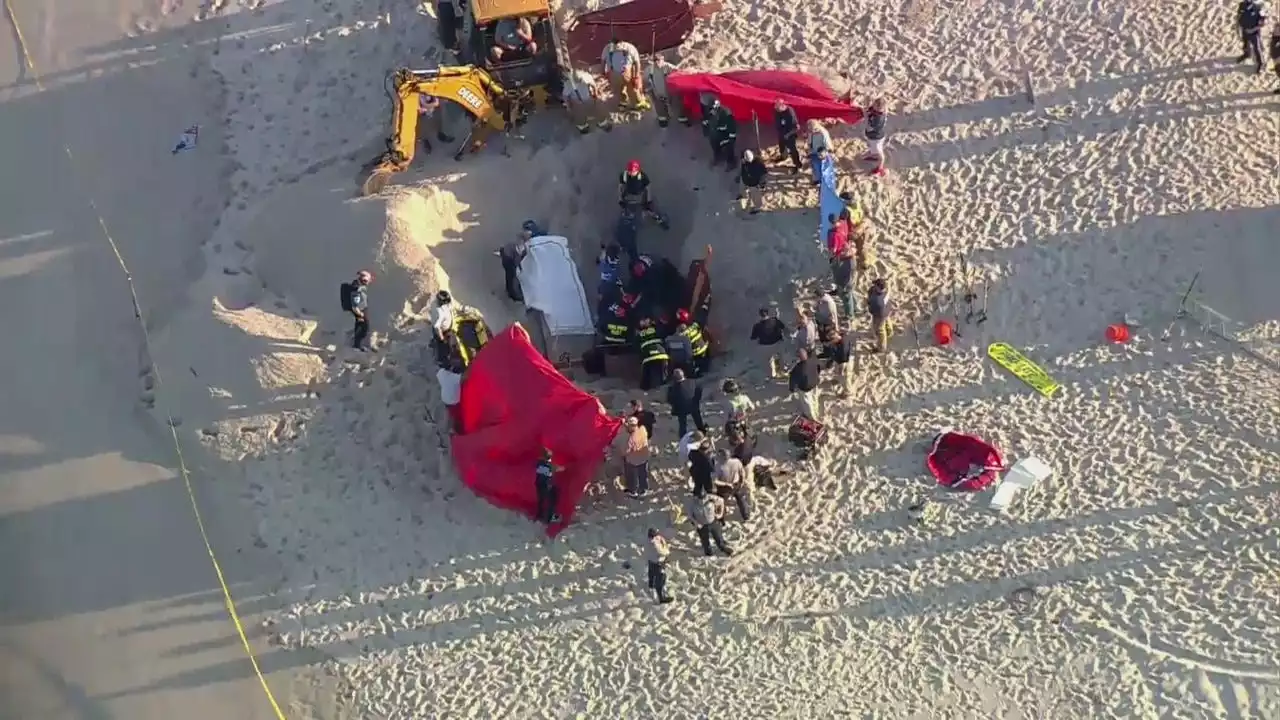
455;0;562;104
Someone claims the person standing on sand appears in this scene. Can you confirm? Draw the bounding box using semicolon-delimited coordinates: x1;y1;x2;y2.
750;307;786;378
862;98;889;176
417;94;456;154
815;287;840;333
534;448;563;525
343;270;374;352
562;67;607;133
686;431;715;495
1236;0;1267;73
789;348;821;420
686;488;734;556
1270;22;1280;93
714;449;752;522
667;369;708;439
739;149;769;214
793;308;818;356
621;415;652;498
628;398;656;439
867;277;894;354
645;528;675;603
773;98;802;173
602;38;648;112
645;54;683;126
806;119;834;185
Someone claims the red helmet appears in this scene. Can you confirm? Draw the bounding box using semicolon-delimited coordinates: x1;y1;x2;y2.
626;160;641;174
676;308;691;324
631;261;647;277
621;292;636;306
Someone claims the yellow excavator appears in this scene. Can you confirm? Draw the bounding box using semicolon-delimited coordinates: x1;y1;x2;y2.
360;66;543;195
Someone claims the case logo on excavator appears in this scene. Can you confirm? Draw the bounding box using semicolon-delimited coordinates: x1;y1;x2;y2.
457;87;484;111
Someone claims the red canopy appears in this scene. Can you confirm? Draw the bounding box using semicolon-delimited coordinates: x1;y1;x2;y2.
666;69;864;125
451;325;623;536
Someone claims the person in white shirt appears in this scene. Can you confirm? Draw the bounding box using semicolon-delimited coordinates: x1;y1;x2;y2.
600;40;648;113
416;94;455;153
429;290;457;341
561;68;606;133
644;54;682;126
436;364;463;431
806;119;834;185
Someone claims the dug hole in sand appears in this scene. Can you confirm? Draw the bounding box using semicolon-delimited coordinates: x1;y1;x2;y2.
165;117;825;688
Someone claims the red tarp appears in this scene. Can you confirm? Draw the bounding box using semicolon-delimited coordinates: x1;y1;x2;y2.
666;69;864;125
926;431;1005;492
565;0;718;69
451;325;623;536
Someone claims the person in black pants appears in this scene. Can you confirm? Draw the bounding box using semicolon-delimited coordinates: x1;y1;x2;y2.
344;270;374;351
1236;0;1267;72
773;98;802;172
437;0;460;54
1270;23;1280;94
645;528;675;603
686;433;715;495
711;103;739;170
666;369;707;438
534;449;563;525
687;489;733;556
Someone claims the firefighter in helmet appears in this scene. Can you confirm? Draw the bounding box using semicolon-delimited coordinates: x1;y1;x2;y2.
676;308;711;376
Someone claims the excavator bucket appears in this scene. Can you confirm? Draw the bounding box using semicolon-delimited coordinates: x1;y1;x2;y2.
565;0;720;67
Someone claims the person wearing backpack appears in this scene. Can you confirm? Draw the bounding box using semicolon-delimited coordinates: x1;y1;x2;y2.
340;270;374;351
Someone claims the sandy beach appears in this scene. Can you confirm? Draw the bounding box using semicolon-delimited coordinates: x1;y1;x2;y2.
3;0;1279;717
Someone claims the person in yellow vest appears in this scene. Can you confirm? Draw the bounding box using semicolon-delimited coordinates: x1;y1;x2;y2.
634;316;669;389
675;309;711;376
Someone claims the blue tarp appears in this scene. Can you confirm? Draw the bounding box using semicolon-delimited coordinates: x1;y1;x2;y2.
816;155;842;246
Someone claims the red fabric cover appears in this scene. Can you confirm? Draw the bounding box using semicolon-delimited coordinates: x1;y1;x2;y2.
926;431;1004;492
666;70;864;125
451;325;623;536
565;0;699;69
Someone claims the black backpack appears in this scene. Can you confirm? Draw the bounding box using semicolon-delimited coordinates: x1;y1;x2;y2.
339;282;354;312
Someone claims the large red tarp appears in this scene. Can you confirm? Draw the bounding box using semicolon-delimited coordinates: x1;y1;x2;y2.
565;0;717;70
666;69;864;125
451;325;623;536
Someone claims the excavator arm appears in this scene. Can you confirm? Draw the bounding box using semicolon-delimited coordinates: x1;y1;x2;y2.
361;66;511;195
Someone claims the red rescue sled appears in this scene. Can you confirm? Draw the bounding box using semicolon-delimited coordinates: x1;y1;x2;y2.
565;0;721;69
666;69;864;125
926;430;1004;492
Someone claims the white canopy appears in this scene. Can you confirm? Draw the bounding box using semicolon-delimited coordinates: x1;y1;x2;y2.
518;236;594;337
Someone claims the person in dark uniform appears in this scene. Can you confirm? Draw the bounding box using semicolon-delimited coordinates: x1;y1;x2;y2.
344;270;374;351
773;98;802;172
1237;0;1267;73
534;448;563;525
618;160;653;209
685;432;716;496
597;242;624;297
666;368;708;439
598;298;632;352
687;488;733;556
635;317;669;390
675;309;712;376
709;100;739;170
664;327;693;376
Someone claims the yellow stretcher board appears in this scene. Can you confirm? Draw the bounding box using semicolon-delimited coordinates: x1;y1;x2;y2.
987;343;1062;398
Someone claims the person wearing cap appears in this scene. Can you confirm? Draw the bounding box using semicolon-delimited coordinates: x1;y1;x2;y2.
534;448;564;525
739;149;768;214
773;98;802;172
618;160;653;211
345;270;374;351
686;488;733;556
645;54;683;127
644;528;675;603
806;119;834;185
666;368;708;441
429;289;457;343
685;433;716;496
620;415;652;498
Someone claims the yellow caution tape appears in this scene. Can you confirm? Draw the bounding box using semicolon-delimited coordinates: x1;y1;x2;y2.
3;2;287;716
